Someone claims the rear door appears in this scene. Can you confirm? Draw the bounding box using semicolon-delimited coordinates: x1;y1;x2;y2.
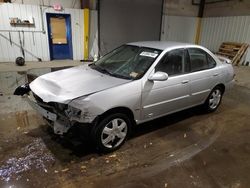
187;48;219;105
141;48;191;120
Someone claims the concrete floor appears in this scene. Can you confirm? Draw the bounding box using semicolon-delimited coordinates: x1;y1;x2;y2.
0;60;82;72
0;63;250;188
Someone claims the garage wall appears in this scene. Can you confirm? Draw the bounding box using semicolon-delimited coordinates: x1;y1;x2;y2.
204;0;250;17
161;15;197;43
0;3;84;62
99;0;163;55
0;3;98;62
3;0;81;9
161;15;250;53
200;16;250;52
164;0;198;17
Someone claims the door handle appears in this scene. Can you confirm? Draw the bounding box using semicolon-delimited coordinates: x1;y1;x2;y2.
181;80;189;84
213;73;219;77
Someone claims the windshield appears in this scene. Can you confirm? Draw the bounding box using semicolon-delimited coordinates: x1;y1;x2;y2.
90;45;162;80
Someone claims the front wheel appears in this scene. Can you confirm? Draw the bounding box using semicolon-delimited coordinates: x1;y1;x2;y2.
92;113;131;153
203;86;223;112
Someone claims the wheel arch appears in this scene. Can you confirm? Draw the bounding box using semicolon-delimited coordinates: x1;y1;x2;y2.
93;107;136;126
214;83;225;94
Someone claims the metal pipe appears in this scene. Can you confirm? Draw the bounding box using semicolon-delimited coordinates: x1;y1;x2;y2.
159;0;165;40
97;0;100;57
192;0;231;5
0;30;44;33
81;0;90;9
83;8;90;60
40;5;46;34
198;0;206;18
195;0;205;44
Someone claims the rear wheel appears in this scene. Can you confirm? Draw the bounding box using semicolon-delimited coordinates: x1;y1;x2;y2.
204;86;223;112
92;113;131;153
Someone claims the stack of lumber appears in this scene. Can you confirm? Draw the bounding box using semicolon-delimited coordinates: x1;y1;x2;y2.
216;42;249;65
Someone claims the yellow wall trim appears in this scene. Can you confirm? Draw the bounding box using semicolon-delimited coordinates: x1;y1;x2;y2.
195;17;202;44
84;8;89;60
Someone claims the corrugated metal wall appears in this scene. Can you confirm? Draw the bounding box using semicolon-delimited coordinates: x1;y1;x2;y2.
200;16;250;52
11;0;81;9
0;3;86;62
89;10;98;59
161;15;197;43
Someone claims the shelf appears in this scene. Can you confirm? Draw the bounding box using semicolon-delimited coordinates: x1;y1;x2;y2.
10;22;35;27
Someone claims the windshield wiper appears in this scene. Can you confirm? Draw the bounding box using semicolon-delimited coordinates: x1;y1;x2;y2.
90;64;112;76
111;73;132;80
90;64;132;80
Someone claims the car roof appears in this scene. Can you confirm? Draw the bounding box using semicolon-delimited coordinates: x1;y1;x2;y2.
127;41;201;50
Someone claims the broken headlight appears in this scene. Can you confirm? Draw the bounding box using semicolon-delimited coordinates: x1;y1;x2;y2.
65;96;94;122
64;105;81;118
56;103;68;111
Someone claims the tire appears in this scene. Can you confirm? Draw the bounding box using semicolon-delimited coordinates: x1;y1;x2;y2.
91;113;131;153
203;86;223;112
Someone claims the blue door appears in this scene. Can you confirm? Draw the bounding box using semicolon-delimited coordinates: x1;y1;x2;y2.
46;13;73;60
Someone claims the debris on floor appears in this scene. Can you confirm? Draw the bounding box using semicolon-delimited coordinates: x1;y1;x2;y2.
1;77;250;187
61;168;69;173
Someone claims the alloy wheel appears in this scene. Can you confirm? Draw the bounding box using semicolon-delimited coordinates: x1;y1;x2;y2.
209;89;222;110
101;118;128;149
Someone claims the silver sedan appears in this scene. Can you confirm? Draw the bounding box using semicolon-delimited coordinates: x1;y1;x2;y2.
14;41;234;153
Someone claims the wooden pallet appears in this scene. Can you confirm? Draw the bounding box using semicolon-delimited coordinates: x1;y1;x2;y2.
216;42;249;65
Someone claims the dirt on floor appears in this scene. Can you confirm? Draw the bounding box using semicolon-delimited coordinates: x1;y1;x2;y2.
0;67;250;188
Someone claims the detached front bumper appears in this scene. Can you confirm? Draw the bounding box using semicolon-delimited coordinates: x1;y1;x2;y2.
14;84;73;135
14;84;95;135
24;95;72;135
25;95;57;121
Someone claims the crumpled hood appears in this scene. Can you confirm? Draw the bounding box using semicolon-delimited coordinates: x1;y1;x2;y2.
30;64;130;103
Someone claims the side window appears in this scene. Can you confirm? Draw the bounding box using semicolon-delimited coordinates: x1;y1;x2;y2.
188;48;207;72
207;54;217;68
188;48;216;72
155;49;185;76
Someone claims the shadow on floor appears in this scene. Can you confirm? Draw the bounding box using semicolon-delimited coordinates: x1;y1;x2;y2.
35;105;206;161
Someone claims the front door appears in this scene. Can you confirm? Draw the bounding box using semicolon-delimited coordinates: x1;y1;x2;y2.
46;13;73;60
142;48;191;121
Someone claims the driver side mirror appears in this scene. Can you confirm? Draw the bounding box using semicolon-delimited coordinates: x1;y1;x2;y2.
148;71;169;81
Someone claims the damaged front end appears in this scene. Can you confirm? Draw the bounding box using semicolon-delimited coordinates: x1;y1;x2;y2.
14;83;31;96
14;84;92;135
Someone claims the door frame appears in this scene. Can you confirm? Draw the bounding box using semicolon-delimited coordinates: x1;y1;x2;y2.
46;13;73;60
140;47;192;122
